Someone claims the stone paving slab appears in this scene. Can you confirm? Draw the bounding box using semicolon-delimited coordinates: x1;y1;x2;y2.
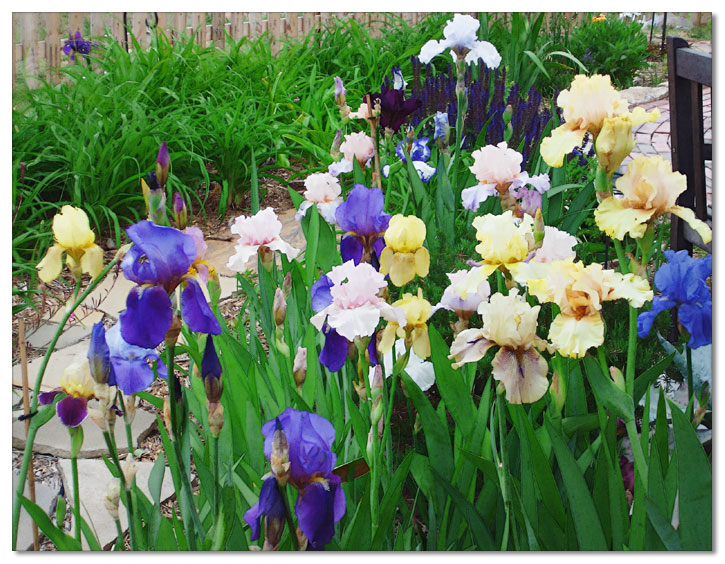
49;273;136;324
13;407;158;459
58;458;175;550
12;338;92;391
13;470;61;551
26;322;94;351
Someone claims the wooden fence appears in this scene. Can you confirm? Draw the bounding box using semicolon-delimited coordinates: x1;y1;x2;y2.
14;12;683;89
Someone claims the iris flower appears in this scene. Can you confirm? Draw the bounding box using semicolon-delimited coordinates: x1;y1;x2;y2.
335;184;391;267
328;132;375;176
594;156;712;244
38;360;96;427
449;289;551;404
365;89;421;133
540;74;660;170
379;289;432;360
227;207;301;272
119;220;221;348
36;205;104;283
244;408;346;550
382;138;437;183
461;142;550;212
637;250;712;349
62;30;92;60
523;259;653;358
107;323;167;395
379;215;430;286
418;13;501;67
294;173;343;225
373;339;436;391
311;260;406;344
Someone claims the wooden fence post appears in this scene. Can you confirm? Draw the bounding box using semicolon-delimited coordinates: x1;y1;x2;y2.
212;12;226;47
45;13;61;84
230;12;245;42
191;12;206;46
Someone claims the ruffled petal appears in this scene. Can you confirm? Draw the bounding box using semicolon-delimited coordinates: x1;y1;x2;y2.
594;196;657;240
637;296;675;338
455;264;499;300
120;285;173;348
37;244;65;283
123;221;197;285
465;40;502;68
492;347;549;404
540;126;587;168
549;313;604;358
243;476;285;542
414;246;430;278
180;277;222;335
387;252;417;287
670;205;712;245
461;183;498;211
678;301;712;349
80;244;104;279
608;272;653;308
449;329;495;368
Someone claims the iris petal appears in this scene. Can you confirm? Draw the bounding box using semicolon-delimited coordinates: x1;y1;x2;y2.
56;395;88;427
295;476;344;550
120;285;173;348
180;277;221;336
319;324;350;373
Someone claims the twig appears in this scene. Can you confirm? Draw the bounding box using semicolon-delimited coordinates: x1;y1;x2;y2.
19;318;40;551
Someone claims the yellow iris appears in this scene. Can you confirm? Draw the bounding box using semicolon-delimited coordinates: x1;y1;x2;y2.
592;14;606;23
36;205;104;283
379;215;430;287
524;259;652;358
456;211;533;299
379;289;432;359
595;155;712;243
540;74;659;169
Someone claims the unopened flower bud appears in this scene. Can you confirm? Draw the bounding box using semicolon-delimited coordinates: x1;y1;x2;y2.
104;479;121;520
113;242;133;263
533;208;545;245
370;365;384;426
434;111;450;148
172;192;188;230
413;412;422;434
123;394;137;425
366;427;375;461
123;456;138;488
146;173;167;225
282;272;292;299
208;401;224;438
274;326;290;358
330;129;343;159
207;266;221;306
333;76;346;107
88;322;111;385
258;245;274;272
155;142;170;188
296;528;309;552
293;347;307;390
353;379;367;402
273;288;287;327
549;371;566;415
87;405;108;432
609;366;625;392
164;313;183;348
162;397;172;434
270;420;291;486
94;382;111;404
202;335;223;404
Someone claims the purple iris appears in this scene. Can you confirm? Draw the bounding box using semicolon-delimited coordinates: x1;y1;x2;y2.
62;30;93;61
106;324;167;395
366;89;421;133
335;184;390;268
244;476;287;545
638;250;712;349
119;221;221;348
244;408;346;550
38;389;90;428
88;322;114;385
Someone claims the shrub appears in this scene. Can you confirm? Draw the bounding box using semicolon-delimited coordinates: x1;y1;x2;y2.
566;15;649;88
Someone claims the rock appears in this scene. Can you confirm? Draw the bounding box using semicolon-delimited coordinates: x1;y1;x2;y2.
620;86;668;107
204;239;238;277
26;322;93;350
12;407;159;459
218;275;238;300
50;274;137;323
57;457;175;550
13;470;61;551
12;338;92;390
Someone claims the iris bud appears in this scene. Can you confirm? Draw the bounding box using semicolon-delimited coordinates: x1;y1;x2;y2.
293;347;307;390
270;419;291;486
549;371;567;415
201;335;223;404
609;366;626;393
155;142;170;188
258;245;274;272
273;288;287;328
104;479;121;520
172;192;188;230
88;322;111;385
330;129;343;159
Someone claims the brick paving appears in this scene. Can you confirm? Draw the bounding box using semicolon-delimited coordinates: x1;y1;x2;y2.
622;40;712;211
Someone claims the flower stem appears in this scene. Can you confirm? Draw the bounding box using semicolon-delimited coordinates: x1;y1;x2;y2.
12;257;124;549
211;434;220;525
685;345;694;421
102;430;136;550
495;393;512;551
280;484;299;550
113;519;124;550
71;453;81;545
